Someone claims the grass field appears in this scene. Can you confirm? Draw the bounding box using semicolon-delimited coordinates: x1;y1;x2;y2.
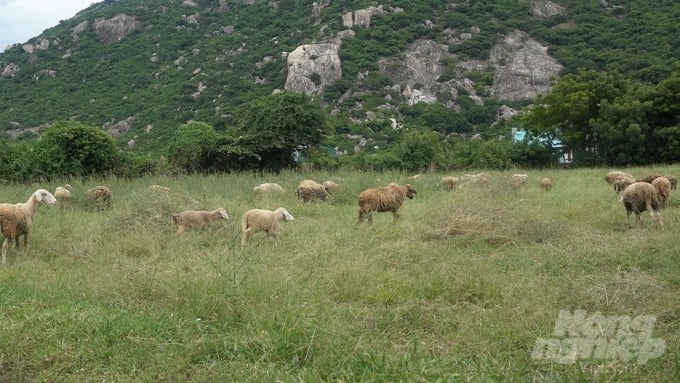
1;167;680;382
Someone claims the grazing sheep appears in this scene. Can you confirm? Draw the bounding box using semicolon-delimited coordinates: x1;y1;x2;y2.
461;172;491;187
639;173;663;184
171;208;229;233
148;184;170;193
651;176;672;207
540;177;553;191
439;176;460;191
0;189;58;264
620;182;663;230
322;180;340;195
613;174;636;194
605;171;634;185
54;184;73;202
357;183;417;225
296;180;329;203
241;207;294;245
511;173;529;187
86;185;112;209
663;175;677;190
253;182;286;195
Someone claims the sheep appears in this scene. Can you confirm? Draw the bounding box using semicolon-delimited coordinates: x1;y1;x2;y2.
651;176;672;207
322;180;340;195
613;174;636;194
639;173;663;184
663;175;677;190
0;189;58;264
253;182;286;195
171;207;229;233
620;182;663;230
605;171;634;185
511;173;529;187
296;180;329;203
439;176;460;191
241;207;294;245
86;185;112;209
54;184;73;202
357;183;417;225
148;184;170;193
540;177;553;191
461;172;491;187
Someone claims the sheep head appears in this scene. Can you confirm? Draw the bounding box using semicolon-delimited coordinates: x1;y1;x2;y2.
405;184;417;199
275;207;295;222
217;207;229;220
34;189;58;206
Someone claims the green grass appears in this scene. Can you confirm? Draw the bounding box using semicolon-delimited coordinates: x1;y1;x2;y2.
1;167;680;381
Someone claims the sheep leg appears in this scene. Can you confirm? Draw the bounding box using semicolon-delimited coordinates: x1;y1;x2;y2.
1;238;9;264
391;210;400;222
241;229;251;246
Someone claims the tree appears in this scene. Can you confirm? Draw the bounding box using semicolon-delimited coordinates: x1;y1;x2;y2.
34;121;119;178
236;91;327;171
522;69;632;158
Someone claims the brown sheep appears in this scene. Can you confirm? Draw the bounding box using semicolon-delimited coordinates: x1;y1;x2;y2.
605;171;634;185
86;185;112;209
663;175;677;190
357;183;417;225
639;173;663;184
620;182;663;230
0;189;58;264
296;180;329;203
540;177;552;191
172;208;229;233
651;177;672;207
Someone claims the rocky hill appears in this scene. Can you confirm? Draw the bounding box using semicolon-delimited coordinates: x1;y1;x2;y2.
1;0;679;154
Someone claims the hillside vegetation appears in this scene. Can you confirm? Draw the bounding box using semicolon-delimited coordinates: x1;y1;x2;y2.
1;168;679;381
1;0;680;156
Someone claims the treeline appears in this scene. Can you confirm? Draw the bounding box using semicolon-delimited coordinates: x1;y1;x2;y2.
522;67;680;167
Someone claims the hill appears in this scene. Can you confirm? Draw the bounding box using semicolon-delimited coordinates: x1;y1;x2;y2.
1;0;680;155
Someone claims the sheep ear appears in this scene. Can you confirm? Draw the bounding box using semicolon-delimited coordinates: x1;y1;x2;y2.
284;211;294;221
35;191;43;201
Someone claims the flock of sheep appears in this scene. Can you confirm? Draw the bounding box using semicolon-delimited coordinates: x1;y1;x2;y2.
0;169;675;264
604;170;677;230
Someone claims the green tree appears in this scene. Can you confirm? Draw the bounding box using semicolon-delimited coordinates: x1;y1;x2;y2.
395;128;445;172
167;121;248;173
522;69;632;162
236;91;327;171
34;121;119;178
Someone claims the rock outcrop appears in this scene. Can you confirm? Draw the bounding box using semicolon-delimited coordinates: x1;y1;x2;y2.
94;14;138;44
489;30;563;101
284;43;341;95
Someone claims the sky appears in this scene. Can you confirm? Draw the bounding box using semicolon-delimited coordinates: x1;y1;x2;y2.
0;0;101;50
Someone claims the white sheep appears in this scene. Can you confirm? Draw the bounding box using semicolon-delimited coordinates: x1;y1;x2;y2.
322;180;340;195
605;170;635;185
171;207;229;233
0;189;57;264
620;182;663;230
357;183;417;225
54;184;73;202
511;173;528;187
148;184;170;193
253;182;286;195
241;207;294;245
439;176;460;191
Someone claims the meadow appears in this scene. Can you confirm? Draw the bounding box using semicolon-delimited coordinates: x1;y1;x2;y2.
1;167;679;382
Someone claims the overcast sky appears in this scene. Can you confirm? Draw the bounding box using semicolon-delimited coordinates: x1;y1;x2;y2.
0;0;101;50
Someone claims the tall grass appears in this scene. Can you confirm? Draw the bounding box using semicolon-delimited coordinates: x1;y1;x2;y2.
1;167;679;381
